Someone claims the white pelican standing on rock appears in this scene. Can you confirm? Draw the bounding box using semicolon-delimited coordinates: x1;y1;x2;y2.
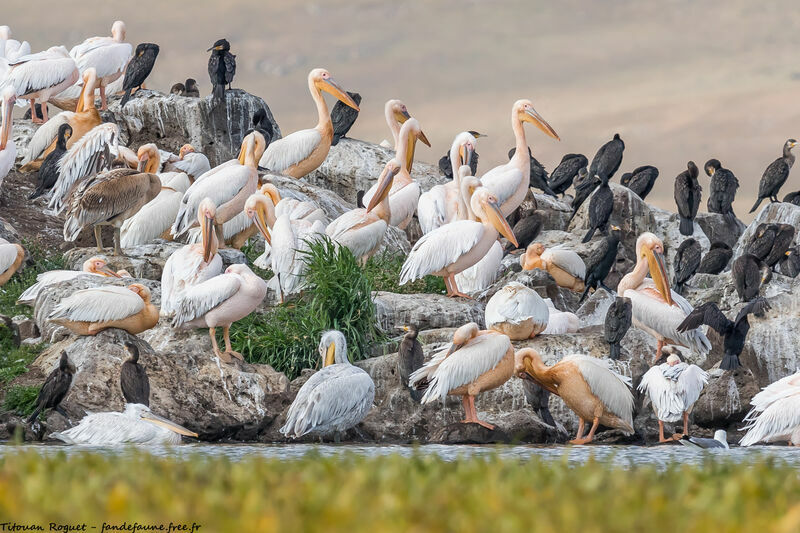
0;87;16;188
172;131;266;245
541;299;580;334
17;257;122;305
0;239;25;287
67;20;132;110
161;198;223;317
516;350;635;444
326;159;401;263
258;69;360;178
410;322;515;429
740;371;800;446
521;243;586;292
281;330;375;440
49;284;159;336
361;118;428;228
618;233;711;362
51;403;197;445
400;187;518;298
171;263;267;363
480;99;559;216
638;354;708;442
2;47;79;123
485;282;549;340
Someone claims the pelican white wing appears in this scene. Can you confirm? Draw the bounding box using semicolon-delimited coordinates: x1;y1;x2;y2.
455;240;503;293
71;40;131;80
325;210;388;260
740;372;800;446
566;354;634;431
0;141;14;187
17;270;97;305
485;281;548;328
160;246;223;316
50;404;187;445
171;273;242;326
276;197;327;225
259;128;320;173
542;246;586;279
120;187;186;248
638;364;688;422
0;242;18;274
172;164;253;236
363;181;420;227
399;220;483;284
479;164;523;213
4;47;77;98
165;152;211;179
417;185;447;234
49;285;143;323
21;111;73;164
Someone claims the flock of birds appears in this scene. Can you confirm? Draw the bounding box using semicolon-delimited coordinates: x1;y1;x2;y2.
0;21;799;447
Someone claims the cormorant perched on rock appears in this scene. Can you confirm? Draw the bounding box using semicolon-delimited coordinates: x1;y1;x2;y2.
439;131;484;179
29;123;71;200
783;190;800;206
330;91;361;146
678;297;770;370
732;253;771;302
251;108;274;146
28;351;74;423
620;165;658;200
578;225;621;304
582;173;613;243
397;325;424;402
604;296;632;360
750;139;797;213
508;146;554;196
704;159;739;224
207;38;236;100
589;133;624;180
170;82;185;95
569;168;601;220
674;161;702;236
548;153;587;196
356;190;365;208
672;238;701;294
764;224;796;270
120;43;160;106
746;223;778;260
506;213;542;252
780;247;800;277
521;380;556;427
184;78;200;97
697;242;732;275
120;341;149;406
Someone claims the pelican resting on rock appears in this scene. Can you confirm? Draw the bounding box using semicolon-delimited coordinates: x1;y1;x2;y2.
51;403;197;445
28;351;75;424
516;350;634;444
740;371;800;446
410;323;515;429
49;284;159;336
280;330;375;440
17;256;121;306
541;299;579;334
638;354;708;442
0;238;25;287
171;264;267;363
521;243;586;292
617;233;711;362
161;144;210;180
120;170;191;248
485;282;549;340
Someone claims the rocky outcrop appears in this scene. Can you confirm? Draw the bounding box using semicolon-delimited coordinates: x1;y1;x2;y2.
733;202;800;259
374;292;485;332
696;212;745;249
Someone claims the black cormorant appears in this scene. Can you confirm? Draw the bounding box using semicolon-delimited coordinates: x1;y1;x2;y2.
678;297;770;370
29;123;71;200
704;159;739;224
251;109;274;147
356;190;365;208
783;190;800;206
521;380;556;427
120;43;160;106
750;139;797;213
508;146;554;196
548;153;587;196
330;91;361;146
746;223;778;260
120;341;150;406
697;242;732;275
578;226;621;304
170;82;185;95
397;325;424;402
184;78;200;97
582;173;613;243
764;224;795;270
569;168;601;220
672;238;701;294
28;351;74;423
207;38;236;100
22;103;45;121
589;133;624;180
604;296;632;360
732;253;771;302
779;247;800;277
620;165;658;200
674;161;702;236
506;213;542;252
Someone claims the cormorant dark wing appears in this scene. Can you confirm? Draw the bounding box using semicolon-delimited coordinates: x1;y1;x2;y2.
677;302;734;335
223;52;236;85
438;153;453;179
734;297;770;326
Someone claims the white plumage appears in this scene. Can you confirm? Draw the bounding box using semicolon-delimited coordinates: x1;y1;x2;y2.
270;216;325;298
479;165;524;216
20;111;73;165
164;152;211;180
49;285;144;323
485;281;549;338
171;274;242;326
0;136;13;190
160;245;223;317
70;36;131;84
399;220;483;284
2;47;78;105
362;178;420;228
0;86;15;187
541;298;580;334
259;128;320;174
326;209;388;260
638;362;708;422
740;371;800;446
0;26;30;61
541;245;586;279
455;240;503;293
120;173;191;248
564;354;635;432
0;239;19;276
416;185;449;234
17;259;121;306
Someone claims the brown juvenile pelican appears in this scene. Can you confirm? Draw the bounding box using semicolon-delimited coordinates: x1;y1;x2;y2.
3;46;78;123
170;82;185;95
750;139;797;213
259;69;360;177
674;161;701;236
120;43;160;106
49;284;159;336
0;238;25;287
28;351;75;423
120;340;149;406
207;38;236;100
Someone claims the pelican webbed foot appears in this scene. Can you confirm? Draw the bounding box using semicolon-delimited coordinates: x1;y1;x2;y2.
460;395;495;430
209;327;232;363
222;326;244;362
445;274;472;299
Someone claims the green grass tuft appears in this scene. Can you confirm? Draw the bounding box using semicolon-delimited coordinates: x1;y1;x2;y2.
230;236;383;379
0;323;43;386
0;239;65;318
2;385;40;416
362;250;446;294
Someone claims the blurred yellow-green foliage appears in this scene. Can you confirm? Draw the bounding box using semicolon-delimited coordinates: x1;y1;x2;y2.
0;450;799;533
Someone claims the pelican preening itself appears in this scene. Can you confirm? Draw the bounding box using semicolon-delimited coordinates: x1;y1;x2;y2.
617;233;711;362
120;167;192;248
17;256;121;306
638;354;708;442
485;282;549;340
28;351;75;424
0;238;25;287
51;403;197;445
410;323;515;429
161;144;210;180
521;243;586;292
516;350;634;444
541;299;579;334
0;88;17;187
259;68;360;177
281;330;375;440
740;371;800;446
49;284;159;336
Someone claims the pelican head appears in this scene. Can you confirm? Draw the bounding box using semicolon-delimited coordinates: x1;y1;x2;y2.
178;144;195;159
136;143;160;173
397;118;427;170
514;347;543;380
310;68;360;111
446;322;480;357
238;131;267;168
470;188;519;247
366;159;402;212
82;257;120;277
126;284;151;303
259;183;282;206
0;26;9;40
319;330;348;367
75;68;99;113
197;198;218;263
1;87;17;151
386;99;411;125
126;404;199;438
244;194;273;245
111;20;127;41
636;232;672;305
450;131;478;169
666;354;680;366
513;99;560;141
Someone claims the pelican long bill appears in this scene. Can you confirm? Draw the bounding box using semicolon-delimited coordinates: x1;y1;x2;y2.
486;198;518;248
321;77;360;111
644;246;673;306
142;411;199;437
523;107;560;141
366;163;400;212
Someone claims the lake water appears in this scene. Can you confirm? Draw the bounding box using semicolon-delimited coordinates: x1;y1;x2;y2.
2;443;798;469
